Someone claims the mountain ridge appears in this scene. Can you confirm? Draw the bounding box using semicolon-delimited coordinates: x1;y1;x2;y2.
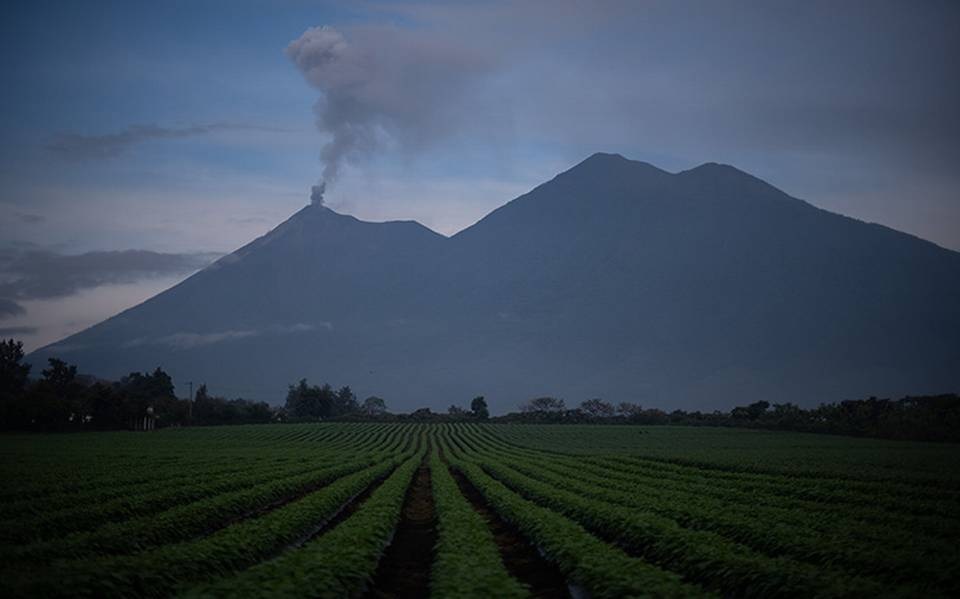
28;153;960;412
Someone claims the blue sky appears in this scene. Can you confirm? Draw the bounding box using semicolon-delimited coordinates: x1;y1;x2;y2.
1;0;958;350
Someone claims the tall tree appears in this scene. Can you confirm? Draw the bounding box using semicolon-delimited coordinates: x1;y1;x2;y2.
521;396;565;413
580;398;615;418
362;396;387;415
470;396;489;420
42;358;78;393
335;385;358;415
285;379;317;419
616;402;643;419
0;339;31;401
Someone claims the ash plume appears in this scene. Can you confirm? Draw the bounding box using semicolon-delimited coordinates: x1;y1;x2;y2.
310;182;325;206
285;25;493;193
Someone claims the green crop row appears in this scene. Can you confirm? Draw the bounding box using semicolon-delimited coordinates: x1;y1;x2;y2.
471;424;960;516
572;454;958;539
428;447;529;599
0;423;389;502
480;458;889;598
501;452;958;590
466;434;959;579
0;458;279;523
182;450;425;598
1;422;956;599
3;426;413;563
483;424;960;490
0;456;225;503
444;446;708;598
603;455;960;519
467;425;960;542
1;453;385;565
0;458;331;545
1;454;409;598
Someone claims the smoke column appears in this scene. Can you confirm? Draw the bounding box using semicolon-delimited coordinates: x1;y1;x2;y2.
286;25;492;198
310;182;325;206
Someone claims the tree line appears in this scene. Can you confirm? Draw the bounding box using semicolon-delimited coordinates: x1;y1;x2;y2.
282;378;490;423
2;338;957;440
0;340;272;431
493;395;960;442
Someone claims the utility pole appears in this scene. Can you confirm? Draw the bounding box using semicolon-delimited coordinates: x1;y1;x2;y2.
188;381;194;424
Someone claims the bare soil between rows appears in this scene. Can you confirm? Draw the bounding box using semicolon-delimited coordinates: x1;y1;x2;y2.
201;467;377;542
450;467;571;599
285;469;393;551
364;459;437;599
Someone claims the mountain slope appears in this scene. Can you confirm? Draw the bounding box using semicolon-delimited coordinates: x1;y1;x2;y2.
29;153;960;411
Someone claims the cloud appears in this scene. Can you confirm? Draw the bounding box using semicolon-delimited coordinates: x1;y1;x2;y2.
279;322;330;333
46;123;288;161
41;343;86;353
155;330;258;349
0;298;26;319
0;248;221;301
16;212;44;224
285;24;495;187
126;322;327;350
0;326;37;336
227;215;272;226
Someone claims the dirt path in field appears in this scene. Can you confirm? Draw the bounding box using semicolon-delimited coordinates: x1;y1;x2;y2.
364;458;437;599
450;467;571;599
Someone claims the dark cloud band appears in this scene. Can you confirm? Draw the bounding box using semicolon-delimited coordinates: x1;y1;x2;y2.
0;298;26;319
46;123;287;161
0;248;220;301
0;326;37;336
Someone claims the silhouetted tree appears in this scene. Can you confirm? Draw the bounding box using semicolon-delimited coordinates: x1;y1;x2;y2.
521;396;565;413
471;396;489;420
411;407;433;419
334;385;358;414
285;379;319;420
120;368;176;402
732;400;770;420
362;396;387;415
195;384;210;402
580;398;615;418
189;383;272;425
285;380;358;420
84;382;124;430
194;384;223;424
0;339;31;401
117;367;181;426
42;358;78;393
1;340;32;428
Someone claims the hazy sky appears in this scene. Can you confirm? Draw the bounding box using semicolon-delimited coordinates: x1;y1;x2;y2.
1;0;958;351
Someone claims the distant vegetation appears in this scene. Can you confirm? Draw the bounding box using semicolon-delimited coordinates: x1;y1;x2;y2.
498;395;960;443
2;339;958;441
0;340;272;431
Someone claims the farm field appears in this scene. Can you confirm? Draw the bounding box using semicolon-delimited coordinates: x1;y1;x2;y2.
1;423;959;598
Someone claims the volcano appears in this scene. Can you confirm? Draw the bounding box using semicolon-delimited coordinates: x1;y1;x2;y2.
29;153;960;412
